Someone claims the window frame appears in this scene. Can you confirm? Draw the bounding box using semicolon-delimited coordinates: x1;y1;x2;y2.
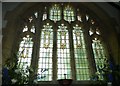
15;3;109;80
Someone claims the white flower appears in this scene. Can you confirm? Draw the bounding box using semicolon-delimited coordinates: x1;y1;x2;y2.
11;79;17;84
15;69;20;74
6;67;9;70
33;79;38;84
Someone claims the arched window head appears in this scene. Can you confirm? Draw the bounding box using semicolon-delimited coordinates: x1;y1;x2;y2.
64;5;75;23
50;4;61;22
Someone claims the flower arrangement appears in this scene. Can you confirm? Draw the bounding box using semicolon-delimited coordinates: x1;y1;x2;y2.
2;53;48;85
2;58;34;85
90;58;113;81
90;58;120;86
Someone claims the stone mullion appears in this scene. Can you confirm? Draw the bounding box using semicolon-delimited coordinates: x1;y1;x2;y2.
52;23;57;81
29;11;43;83
68;27;76;80
82;13;96;76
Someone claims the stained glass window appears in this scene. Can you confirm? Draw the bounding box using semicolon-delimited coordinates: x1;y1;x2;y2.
34;12;38;18
57;24;71;79
43;13;47;21
64;5;75;23
92;37;106;80
37;23;53;81
86;14;89;21
73;24;90;80
23;25;28;32
31;25;35;33
17;3;109;82
50;4;61;22
17;35;33;75
77;15;82;22
89;28;94;36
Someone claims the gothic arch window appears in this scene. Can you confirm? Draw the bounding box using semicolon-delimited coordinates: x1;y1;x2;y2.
16;3;109;82
92;37;106;80
17;35;33;77
90;26;107;80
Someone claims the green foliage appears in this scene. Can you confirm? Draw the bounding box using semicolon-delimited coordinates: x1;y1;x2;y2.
3;53;34;84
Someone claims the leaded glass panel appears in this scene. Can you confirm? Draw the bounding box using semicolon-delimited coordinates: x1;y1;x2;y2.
37;23;53;81
92;38;107;80
73;25;90;80
50;4;61;22
64;5;75;23
57;24;71;79
17;35;33;76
